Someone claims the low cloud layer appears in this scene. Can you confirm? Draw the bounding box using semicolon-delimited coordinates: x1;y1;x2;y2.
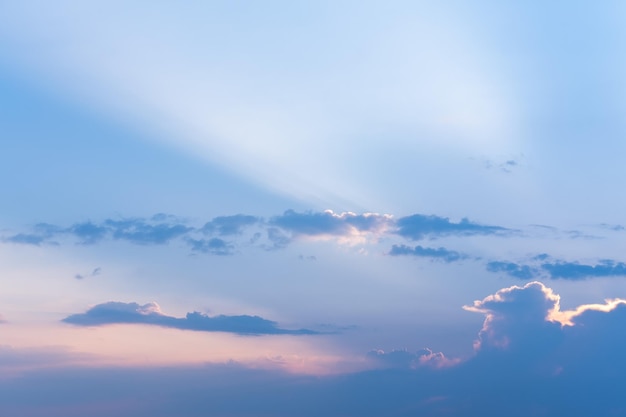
62;301;318;336
6;282;626;416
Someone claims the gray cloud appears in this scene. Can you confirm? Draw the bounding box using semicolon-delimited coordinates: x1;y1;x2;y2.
62;301;318;336
3;223;62;246
5;282;626;416
486;261;539;280
74;267;102;280
270;209;390;237
186;238;234;255
202;214;260;236
395;214;510;240
104;218;192;245
486;257;626;280
542;260;626;280
389;244;468;262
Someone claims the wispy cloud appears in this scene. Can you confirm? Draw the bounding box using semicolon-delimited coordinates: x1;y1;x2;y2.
62;301;319;336
186;237;235;255
486;257;626;280
394;214;510;240
74;267;102;280
486;261;538;280
202;214;260;236
388;244;468;263
367;348;452;369
1;210;516;256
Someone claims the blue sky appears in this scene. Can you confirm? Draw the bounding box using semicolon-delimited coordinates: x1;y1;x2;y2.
3;1;626;415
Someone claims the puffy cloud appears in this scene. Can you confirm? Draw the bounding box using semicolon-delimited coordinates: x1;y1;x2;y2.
464;281;626;378
389;244;468;262
463;282;563;352
394;214;509;240
62;301;319;335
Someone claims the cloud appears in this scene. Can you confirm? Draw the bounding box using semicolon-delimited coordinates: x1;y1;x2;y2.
388;244;468;262
69;221;109;244
486;257;626;280
62;301;319;336
486;261;538;279
367;348;451;369
394;214;509;240
202;214;260;236
103;218;192;245
265;227;292;249
3;223;61;246
3;210;513;255
541;260;626;280
6;282;626;416
463;281;563;352
4;233;48;245
186;238;234;255
477;156;523;173
74;267;101;280
270;210;391;240
3;216;195;247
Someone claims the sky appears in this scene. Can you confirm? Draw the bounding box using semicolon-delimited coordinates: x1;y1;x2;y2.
2;1;626;415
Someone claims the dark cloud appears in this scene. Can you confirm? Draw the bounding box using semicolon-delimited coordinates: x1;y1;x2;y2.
270;209;389;237
389;244;468;262
395;214;509;240
186;238;234;255
202;214;259;236
62;302;318;336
